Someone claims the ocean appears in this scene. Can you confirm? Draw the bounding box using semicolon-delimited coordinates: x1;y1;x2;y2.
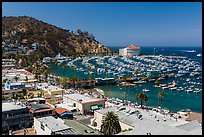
49;46;202;113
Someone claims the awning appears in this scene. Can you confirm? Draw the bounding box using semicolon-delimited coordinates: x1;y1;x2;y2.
91;105;99;110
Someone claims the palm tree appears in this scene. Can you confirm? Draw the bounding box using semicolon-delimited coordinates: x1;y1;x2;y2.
13;76;19;82
69;76;77;88
100;111;121;135
155;78;159;85
59;77;68;89
24;76;29;83
136;91;148;108
42;68;50;82
158;91;165;107
55;77;60;85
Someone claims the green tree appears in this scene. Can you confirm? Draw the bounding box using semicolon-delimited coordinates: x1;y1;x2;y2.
100;111;121;135
42;67;50;82
69;76;77;88
158;91;165;107
3;78;8;83
37;93;41;97
22;88;27;96
155;78;160;85
13;76;19;82
24;76;29;83
136;91;148;108
59;77;68;89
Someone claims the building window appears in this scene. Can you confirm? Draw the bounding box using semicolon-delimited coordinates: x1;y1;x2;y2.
40;122;45;131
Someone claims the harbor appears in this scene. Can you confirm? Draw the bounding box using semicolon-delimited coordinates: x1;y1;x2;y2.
48;47;202;113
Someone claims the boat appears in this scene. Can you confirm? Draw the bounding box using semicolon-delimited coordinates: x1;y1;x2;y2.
162;86;169;89
142;89;149;92
170;87;177;90
197;54;202;57
194;90;200;94
54;53;67;63
181;50;196;53
178;70;190;75
186;89;193;93
133;81;147;84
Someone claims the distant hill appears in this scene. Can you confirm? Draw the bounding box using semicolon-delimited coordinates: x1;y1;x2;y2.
2;16;113;57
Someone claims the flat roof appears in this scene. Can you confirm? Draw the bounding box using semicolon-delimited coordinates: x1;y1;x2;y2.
64;93;104;104
36;116;71;132
97;107;201;135
55;103;77;111
12;128;36;135
185;112;202;123
36;83;64;92
95;107;136;127
2;102;26;112
64;119;102;135
7;82;24;86
176;120;201;133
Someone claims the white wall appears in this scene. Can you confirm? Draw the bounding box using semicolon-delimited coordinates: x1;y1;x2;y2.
92;111;133;131
64;96;105;115
34;117;52;135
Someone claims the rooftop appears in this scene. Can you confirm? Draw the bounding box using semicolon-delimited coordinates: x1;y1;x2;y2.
55;107;70;114
185;112;202;123
96;106;201;135
64;93;105;104
55;103;77;111
176;120;202;135
64;119;102;135
2;101;26;112
30;104;50;111
36;83;64;92
127;44;140;50
95;107;136;127
118;116;192;135
36;116;78;134
12;128;36;135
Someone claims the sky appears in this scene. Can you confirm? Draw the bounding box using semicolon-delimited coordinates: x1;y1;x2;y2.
2;2;202;47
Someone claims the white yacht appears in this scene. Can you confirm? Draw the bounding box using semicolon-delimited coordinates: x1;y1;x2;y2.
197;54;202;57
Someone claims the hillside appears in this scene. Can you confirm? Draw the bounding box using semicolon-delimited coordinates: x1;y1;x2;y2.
2;16;113;57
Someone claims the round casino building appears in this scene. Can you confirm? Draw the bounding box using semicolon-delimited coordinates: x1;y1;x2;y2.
119;44;141;57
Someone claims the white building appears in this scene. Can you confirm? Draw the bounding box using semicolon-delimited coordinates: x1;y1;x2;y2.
63;93;105;115
36;83;65;95
34;116;79;135
91;106;202;135
119;44;141;57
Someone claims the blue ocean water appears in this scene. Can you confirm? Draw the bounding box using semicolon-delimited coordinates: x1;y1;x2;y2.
49;46;202;113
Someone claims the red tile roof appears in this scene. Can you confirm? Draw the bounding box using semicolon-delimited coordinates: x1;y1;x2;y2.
127;45;140;50
20;70;32;75
82;99;105;105
55;107;70;114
